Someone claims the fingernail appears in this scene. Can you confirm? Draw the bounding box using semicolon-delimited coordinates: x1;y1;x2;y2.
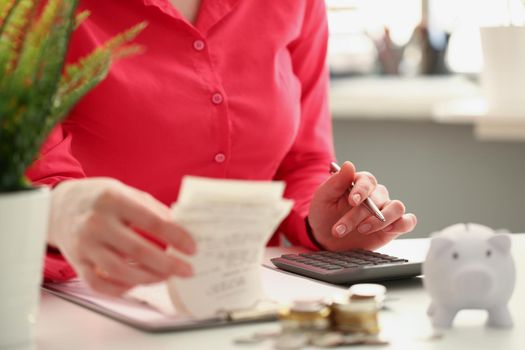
352;194;361;205
184;239;197;254
383;225;393;232
358;223;372;234
180;264;193;277
335;224;347;237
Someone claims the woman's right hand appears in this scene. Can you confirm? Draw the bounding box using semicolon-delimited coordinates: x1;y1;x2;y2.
48;178;196;296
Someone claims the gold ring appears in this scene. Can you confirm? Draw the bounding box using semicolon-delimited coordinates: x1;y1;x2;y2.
94;266;110;279
127;259;139;267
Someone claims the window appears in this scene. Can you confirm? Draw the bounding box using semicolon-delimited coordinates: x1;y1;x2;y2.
326;0;525;75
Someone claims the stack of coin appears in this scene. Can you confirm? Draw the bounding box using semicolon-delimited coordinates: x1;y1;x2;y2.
349;283;387;306
278;299;331;333
331;284;386;335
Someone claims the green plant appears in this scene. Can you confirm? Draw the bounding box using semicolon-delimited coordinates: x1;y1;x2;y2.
0;0;146;192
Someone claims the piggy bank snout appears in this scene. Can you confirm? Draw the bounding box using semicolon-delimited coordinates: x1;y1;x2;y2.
455;268;493;297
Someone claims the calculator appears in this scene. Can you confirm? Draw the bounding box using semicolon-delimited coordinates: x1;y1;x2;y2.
270;249;422;284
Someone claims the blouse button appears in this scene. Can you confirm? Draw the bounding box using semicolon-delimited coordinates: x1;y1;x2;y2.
193;40;205;51
211;93;224;105
214;153;226;163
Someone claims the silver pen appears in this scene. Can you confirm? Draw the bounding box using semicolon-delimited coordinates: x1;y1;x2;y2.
330;162;386;222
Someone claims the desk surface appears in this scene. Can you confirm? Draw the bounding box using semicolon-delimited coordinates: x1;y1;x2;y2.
36;236;525;350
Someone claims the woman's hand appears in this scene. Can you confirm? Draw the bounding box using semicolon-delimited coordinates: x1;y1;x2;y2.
308;161;417;251
48;178;196;296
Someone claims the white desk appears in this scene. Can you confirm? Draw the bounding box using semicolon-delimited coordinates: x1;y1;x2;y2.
35;236;525;350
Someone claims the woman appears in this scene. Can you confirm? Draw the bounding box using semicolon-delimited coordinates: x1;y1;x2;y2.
28;0;417;296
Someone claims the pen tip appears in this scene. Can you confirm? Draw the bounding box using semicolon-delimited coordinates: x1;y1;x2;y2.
330;162;340;172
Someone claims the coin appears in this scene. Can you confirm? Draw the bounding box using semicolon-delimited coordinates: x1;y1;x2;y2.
274;333;308;350
234;336;265;345
279;299;331;332
310;332;345;347
342;334;390;346
253;330;281;339
348;284;386;300
234;329;282;345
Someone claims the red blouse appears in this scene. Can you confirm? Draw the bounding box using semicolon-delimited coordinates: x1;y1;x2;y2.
27;0;335;281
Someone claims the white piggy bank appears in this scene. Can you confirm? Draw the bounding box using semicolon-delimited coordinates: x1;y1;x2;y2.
423;223;515;329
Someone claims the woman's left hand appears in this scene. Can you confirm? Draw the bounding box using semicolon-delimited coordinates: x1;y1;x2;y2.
308;161;417;251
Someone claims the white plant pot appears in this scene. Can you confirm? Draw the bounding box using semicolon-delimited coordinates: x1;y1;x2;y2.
0;187;50;348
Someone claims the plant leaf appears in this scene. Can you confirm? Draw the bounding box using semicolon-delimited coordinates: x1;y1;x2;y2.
0;0;34;83
50;21;147;122
0;0;146;191
74;9;89;29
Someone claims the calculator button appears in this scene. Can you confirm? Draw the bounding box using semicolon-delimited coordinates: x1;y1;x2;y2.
310;255;328;260
323;258;339;263
316;251;332;256
338;263;359;268
364;251;380;256
358;255;374;260
301;259;318;264
339;256;356;261
383;255;399;260
276;249;409;271
375;260;393;264
315;265;332;269
339;252;353;256
307;256;322;262
294;259;310;263
282;254;300;260
340;252;361;257
375;254;389;258
351;259;367;264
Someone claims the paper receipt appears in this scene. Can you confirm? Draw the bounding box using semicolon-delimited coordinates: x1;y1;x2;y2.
167;176;293;319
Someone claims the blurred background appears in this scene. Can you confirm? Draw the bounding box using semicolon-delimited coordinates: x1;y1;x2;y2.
325;0;525;237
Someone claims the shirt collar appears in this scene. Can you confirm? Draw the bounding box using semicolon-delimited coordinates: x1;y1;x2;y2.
142;0;240;35
142;0;179;18
196;0;240;34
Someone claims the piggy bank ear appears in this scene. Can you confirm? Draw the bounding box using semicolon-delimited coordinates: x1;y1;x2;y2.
487;234;512;254
429;236;454;256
